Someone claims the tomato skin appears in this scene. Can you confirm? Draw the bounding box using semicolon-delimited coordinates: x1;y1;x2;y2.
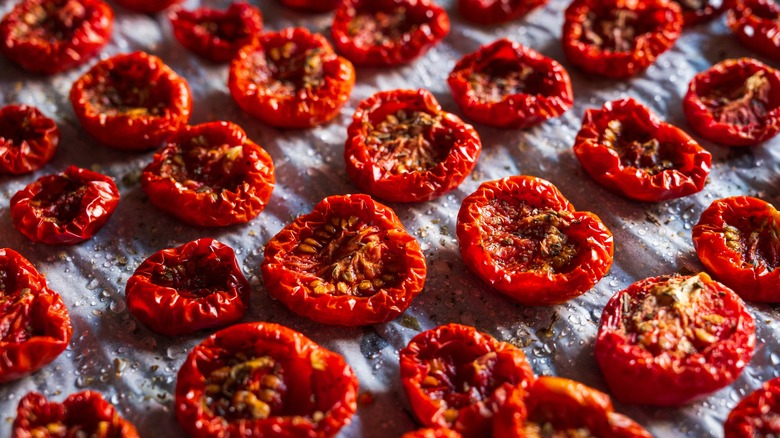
456;176;614;306
683;58;780;147
676;0;726;26
228;27;355;129
447;38;573;129
0;105;59;175
344;89;481;203
10;166;120;245
724;377;780;437
114;0;181;14
141;121;275;228
0;248;72;383
69;51;192;151
727;0;780;61
595;273;755;406
175;322;358;438
280;0;341;12
573;98;712;202
0;0;113;75
402;428;463;438
262;193;427;326
400;323;535;438
12;391;139;438
457;0;547;25
331;0;450;67
170;3;263;63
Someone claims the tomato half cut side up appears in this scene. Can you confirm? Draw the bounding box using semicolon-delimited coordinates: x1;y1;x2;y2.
0;104;59;175
141;121;275;227
0;0;114;75
280;0;341;12
728;0;780;61
595;273;755;406
724;377;780;438
262;193;427;326
573;97;712;202
331;0;450;67
0;248;72;383
10;166;120;245
456;175;614;306
457;0;548;25
399;323;535;438
683;58;780;146
175;322;358;438
447;38;573;129
344;89;482;203
114;0;181;14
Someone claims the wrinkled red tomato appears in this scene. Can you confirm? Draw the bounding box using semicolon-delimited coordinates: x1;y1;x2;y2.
403;428;463;438
12;391;139;438
457;0;547;25
457;175;613;306
0;248;72;383
693;196;780;303
400;323;535;438
228;27;355;129
595;273;755;406
280;0;341;12
675;0;725;26
724;377;780;437
344;89;481;203
683;58;780;146
175;322;358;438
728;0;780;61
562;0;682;78
262;194;426;326
447;38;573;129
0;104;59;175
0;0;113;75
141;121;275;227
126;238;250;336
331;0;450;67
114;0;181;14
69;51;192;151
573;97;712;202
170;2;263;63
10;165;120;245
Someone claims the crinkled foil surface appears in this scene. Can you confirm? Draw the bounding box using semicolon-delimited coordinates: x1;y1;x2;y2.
1;0;780;436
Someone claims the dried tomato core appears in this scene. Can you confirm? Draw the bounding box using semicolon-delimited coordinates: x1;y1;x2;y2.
151;253;234;299
581;8;646;52
468;59;543;103
722;215;780;270
0;112;36;146
30;177;87;224
158;135;246;193
86;76;169;117
196;16;247;42
251;43;325;97
347;6;417;47
701;71;772;127
521;423;594;438
365;110;451;175
0;270;35;343
601;119;676;175
13;0;88;42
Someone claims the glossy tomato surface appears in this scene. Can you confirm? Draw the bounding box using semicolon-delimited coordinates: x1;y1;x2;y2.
724;377;780;437
114;0;181;13
280;0;341;12
728;0;780;61
458;0;547;25
675;0;725;26
0;104;59;175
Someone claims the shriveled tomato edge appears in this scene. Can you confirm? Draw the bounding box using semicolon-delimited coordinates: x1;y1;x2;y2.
724;377;780;437
457;0;548;25
114;0;182;13
0;105;59;175
679;0;726;27
727;0;780;61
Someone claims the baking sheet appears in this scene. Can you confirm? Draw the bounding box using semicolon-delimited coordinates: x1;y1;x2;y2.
1;0;780;436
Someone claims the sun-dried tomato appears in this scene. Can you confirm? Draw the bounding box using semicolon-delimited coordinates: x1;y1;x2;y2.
457;0;547;25
403;428;463;438
0;248;72;383
228;27;355;129
400;323;535;438
447;38;573;129
0;104;59;175
345;89;481;203
0;0;113;75
573;98;712;202
69;51;192;151
683;58;780;146
728;0;780;61
595;273;755;406
141;121;275;227
331;0;450;67
12;391;139;438
280;0;341;12
562;0;683;78
113;0;180;14
675;0;725;26
457;176;613;306
724;377;780;437
262;194;426;326
175;322;358;438
170;2;262;63
10;165;120;245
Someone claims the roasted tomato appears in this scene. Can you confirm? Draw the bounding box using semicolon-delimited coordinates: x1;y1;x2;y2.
683;58;780;147
69;51;192;151
403;428;463;438
141;121;275;227
10;166;120;245
331;0;450;67
228;27;355;129
170;3;263;63
573;98;712;202
280;0;341;12
457;0;547;25
493;376;652;438
728;0;780;61
692;196;780;302
456;176;613;306
12;391;139;437
447;38;573;129
262;194;426;326
595;273;755;406
0;0;113;75
724;377;780;437
0;104;59;175
675;0;725;26
125;238;250;336
175;322;358;437
0;248;72;383
562;0;683;78
344;89;481;203
400;323;535;438
113;0;180;14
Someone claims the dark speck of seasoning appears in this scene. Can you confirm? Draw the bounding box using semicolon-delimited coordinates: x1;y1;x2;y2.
400;314;421;331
